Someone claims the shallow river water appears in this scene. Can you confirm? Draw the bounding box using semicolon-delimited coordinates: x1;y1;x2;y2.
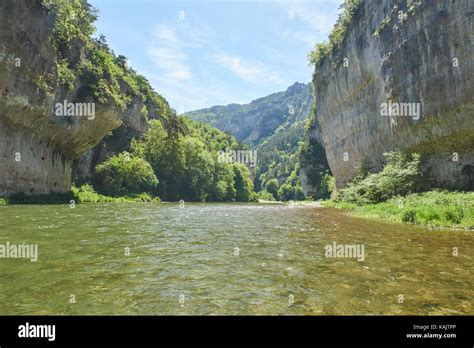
0;203;472;315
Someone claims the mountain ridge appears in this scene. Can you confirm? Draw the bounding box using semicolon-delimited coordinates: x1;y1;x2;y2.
184;81;313;147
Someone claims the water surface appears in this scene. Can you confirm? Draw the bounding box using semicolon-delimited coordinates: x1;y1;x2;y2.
0;203;472;315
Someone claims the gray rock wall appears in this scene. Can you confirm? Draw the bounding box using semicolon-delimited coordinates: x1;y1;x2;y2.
312;0;474;190
0;0;147;195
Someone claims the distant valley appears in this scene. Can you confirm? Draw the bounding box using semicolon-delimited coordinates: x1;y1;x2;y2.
184;82;314;198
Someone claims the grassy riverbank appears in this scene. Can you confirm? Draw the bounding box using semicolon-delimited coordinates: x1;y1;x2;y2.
0;184;160;205
322;190;474;230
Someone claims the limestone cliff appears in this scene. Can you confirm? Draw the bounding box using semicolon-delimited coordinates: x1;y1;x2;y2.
0;0;154;195
72;97;149;181
307;0;474;190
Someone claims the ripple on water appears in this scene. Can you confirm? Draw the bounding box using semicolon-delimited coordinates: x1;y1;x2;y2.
0;203;472;315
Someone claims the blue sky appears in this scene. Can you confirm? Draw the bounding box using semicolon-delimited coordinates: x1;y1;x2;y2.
89;0;341;112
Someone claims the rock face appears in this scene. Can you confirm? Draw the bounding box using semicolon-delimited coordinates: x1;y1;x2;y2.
311;0;474;190
0;0;145;195
72;98;149;181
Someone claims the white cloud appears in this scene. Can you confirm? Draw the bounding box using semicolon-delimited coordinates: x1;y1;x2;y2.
145;23;228;111
153;26;192;81
212;53;283;85
278;0;343;48
147;26;192;82
145;71;250;113
279;0;341;38
153;25;180;43
146;23;218;87
281;29;318;47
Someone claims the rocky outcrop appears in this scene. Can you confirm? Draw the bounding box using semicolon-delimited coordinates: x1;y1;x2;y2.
310;0;474;190
72;97;149;181
299;121;330;198
0;0;147;195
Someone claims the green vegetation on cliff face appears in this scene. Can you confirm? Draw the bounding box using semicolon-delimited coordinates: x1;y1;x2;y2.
308;0;362;66
43;0;171;116
43;0;257;202
0;0;258;203
305;0;473;190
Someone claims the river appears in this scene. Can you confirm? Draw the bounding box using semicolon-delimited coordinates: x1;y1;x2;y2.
0;203;472;315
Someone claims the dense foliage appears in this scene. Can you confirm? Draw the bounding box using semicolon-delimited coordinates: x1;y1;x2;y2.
130;119;255;202
39;0;259;202
254;125;306;200
337;152;422;205
186;83;316;201
42;0;172;117
94;152;158;196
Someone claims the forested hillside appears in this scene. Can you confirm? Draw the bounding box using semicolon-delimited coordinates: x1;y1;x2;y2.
185;82;312;146
185;82;330;201
0;0;255;202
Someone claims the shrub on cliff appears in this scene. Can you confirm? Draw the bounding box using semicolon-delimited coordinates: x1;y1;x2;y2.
339;152;421;204
43;0;172;116
95;152;158;196
309;0;363;66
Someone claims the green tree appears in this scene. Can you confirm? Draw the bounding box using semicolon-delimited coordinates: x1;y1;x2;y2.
132;119;186;200
182;137;214;201
209;162;236;202
233;163;254;202
95;152;158;195
265;178;280;201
